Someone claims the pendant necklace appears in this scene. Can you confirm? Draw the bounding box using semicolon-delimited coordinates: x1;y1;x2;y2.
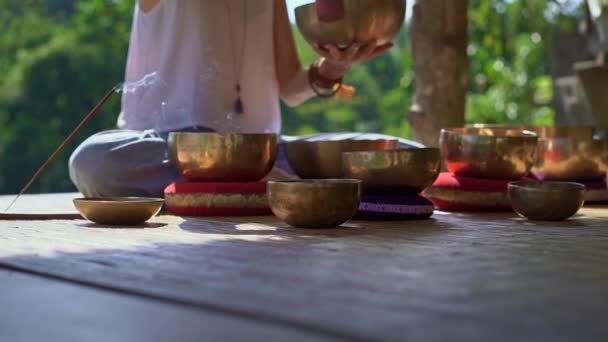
225;0;247;114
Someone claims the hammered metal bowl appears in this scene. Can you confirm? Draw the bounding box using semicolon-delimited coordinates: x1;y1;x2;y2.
168;132;278;182
342;148;440;195
508;181;585;221
440;128;539;180
267;179;361;228
469;125;608;181
295;0;406;47
285;139;399;179
73;197;164;225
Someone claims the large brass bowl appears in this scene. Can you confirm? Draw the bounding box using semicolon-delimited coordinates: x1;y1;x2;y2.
440;128;538;180
267;179;361;228
508;181;585;221
168;132;278;182
469;125;608;181
342;148;440;195
295;0;406;47
285;139;398;179
73;197;164;225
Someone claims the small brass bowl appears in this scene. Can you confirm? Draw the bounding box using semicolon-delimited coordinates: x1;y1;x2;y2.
73;197;164;225
168;132;278;182
295;0;406;47
342;148;440;195
440;128;538;179
469;125;608;181
508;181;585;221
267;179;361;228
285;139;398;179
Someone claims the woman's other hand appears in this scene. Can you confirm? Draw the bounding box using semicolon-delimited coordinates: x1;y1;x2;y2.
312;39;394;80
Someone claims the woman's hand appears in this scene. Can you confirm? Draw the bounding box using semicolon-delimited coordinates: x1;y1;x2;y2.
312;39;394;80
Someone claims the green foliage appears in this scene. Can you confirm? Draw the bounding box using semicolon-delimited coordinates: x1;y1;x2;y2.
0;0;583;194
0;0;128;193
467;0;581;125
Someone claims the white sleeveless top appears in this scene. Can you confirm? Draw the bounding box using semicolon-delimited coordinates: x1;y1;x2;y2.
118;0;281;133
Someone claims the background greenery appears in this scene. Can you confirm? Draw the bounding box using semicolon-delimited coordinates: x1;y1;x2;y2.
0;0;584;194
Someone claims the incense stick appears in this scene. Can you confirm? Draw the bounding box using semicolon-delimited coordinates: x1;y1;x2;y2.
5;83;121;212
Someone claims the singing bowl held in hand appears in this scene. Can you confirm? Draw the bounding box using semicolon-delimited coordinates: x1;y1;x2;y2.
440;128;539;180
285;138;399;179
168;132;278;182
342;148;441;195
267;179;361;228
295;0;406;47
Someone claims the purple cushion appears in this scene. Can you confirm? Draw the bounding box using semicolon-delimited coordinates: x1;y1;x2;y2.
354;194;434;221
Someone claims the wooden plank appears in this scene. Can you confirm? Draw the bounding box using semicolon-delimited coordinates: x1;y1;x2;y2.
0;194;608;340
0;268;332;342
0;193;80;215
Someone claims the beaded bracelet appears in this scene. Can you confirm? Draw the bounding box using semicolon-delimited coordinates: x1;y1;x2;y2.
307;61;343;98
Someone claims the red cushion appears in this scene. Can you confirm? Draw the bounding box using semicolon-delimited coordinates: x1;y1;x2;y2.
423;173;512;212
432;172;510;192
164;182;272;217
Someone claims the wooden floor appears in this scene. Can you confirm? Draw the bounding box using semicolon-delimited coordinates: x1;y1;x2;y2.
1;193;607;341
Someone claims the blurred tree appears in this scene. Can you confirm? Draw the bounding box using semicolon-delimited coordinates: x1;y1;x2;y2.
0;0;131;193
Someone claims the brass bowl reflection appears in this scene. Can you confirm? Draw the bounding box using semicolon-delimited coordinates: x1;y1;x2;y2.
342;148;440;195
285;139;398;179
469;125;608;181
168;132;278;182
508;181;585;221
267;179;361;228
295;0;406;47
73;197;164;225
440;128;538;179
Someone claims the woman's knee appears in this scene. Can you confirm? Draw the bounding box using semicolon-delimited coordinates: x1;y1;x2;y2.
68;129;176;197
69;139;112;197
68;130;141;197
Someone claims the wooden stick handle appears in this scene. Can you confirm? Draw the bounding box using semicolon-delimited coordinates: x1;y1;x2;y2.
5;84;120;212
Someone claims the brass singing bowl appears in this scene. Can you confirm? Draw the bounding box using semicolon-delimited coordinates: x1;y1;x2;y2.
168;132;278;182
295;0;406;47
73;198;164;225
508;181;585;221
469;125;608;181
285;139;399;179
440;128;539;179
342;148;440;195
267;179;361;228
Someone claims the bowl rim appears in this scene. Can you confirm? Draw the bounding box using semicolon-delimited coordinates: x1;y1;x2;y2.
268;179;362;185
294;2;313;14
342;147;440;156
441;127;538;139
294;1;407;19
73;197;165;204
285;138;399;145
466;124;608;140
508;181;586;192
168;132;278;138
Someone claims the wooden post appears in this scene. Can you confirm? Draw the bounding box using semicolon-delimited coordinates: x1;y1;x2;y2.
408;0;469;147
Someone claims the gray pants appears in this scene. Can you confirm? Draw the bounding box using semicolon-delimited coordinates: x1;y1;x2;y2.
69;130;421;198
